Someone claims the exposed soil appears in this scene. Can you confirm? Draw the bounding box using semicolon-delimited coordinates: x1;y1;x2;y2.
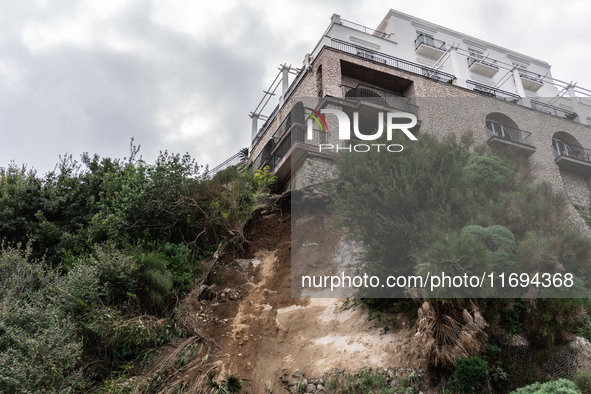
174;195;425;393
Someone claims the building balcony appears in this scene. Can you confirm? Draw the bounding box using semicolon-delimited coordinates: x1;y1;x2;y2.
331;38;456;84
466;80;521;103
553;140;591;175
467;57;499;78
341;84;420;117
340;18;392;40
519;69;544;92
251;120;329;174
484;122;536;156
531;100;578;121
415;34;447;60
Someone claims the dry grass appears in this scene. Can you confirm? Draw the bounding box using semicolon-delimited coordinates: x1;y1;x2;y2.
415;300;488;369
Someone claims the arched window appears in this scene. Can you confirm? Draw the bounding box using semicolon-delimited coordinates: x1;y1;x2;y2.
486;120;513;141
551;132;590;163
485;113;522;143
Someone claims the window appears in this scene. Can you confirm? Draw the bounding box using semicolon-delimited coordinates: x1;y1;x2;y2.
416;32;434;47
356;48;375;60
468;49;484;67
486;120;513;141
355;47;386;64
552;138;573;158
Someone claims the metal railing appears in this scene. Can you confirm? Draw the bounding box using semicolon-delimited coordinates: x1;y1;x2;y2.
553;140;591;163
415;34;447;51
208;151;244;177
467;57;499;69
331;38;456;84
252;104;279;149
252;125;329;171
466;80;521;102
340;19;390;40
519;69;544;83
531;100;578;121
341;84;420;117
484;122;534;147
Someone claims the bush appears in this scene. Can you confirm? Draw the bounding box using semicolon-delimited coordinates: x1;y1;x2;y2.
451;356;489;393
254;165;278;192
461;154;515;196
573;370;591;394
510;378;579;394
0;246;86;393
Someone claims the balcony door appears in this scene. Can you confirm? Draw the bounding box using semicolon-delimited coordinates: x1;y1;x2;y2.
486;120;512;141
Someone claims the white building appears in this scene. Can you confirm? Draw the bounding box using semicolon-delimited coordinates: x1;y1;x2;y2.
248;9;591;210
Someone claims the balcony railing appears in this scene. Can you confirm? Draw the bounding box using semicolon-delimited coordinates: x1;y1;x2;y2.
485;123;534;147
519;69;544;83
531;100;578;121
252;125;329;171
553;141;591;163
341;19;390;40
341;84;420;117
414;34;446;51
466;80;521;102
467;57;499;69
208;151;243;177
331;38;456;84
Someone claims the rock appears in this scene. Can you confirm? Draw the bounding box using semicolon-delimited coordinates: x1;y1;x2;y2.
317;384;325;391
288;378;299;386
301;379;308;385
293;370;302;379
309;378;319;385
319;377;324;384
305;384;316;393
289;386;299;394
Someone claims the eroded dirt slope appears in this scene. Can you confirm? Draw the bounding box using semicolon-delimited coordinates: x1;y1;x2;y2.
177;196;425;393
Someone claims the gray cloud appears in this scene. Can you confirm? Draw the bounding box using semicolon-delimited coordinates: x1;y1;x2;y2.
0;0;589;174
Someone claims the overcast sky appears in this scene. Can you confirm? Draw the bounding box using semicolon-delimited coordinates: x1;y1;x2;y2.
1;0;590;175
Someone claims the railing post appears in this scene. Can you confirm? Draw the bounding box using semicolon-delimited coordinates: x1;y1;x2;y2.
449;46;466;88
567;84;585;124
251;113;259;141
280;65;290;106
512;67;530;108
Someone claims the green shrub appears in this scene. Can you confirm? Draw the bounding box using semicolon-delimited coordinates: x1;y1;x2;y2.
451;356;489;393
136;252;173;306
254;165;278;192
461;224;516;274
0;246;87;393
574;370;591;394
510;378;579;393
461;154;516;196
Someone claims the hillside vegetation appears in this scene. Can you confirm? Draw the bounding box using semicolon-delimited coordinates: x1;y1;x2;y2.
331;132;591;391
0;142;275;393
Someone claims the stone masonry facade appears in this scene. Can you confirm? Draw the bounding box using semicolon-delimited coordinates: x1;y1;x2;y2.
250;46;591;233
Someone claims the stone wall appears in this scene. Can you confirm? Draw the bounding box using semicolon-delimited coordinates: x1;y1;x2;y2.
253;46;591;233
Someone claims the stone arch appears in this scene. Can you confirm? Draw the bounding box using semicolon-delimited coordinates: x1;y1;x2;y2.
485;112;523;143
551;131;584;159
